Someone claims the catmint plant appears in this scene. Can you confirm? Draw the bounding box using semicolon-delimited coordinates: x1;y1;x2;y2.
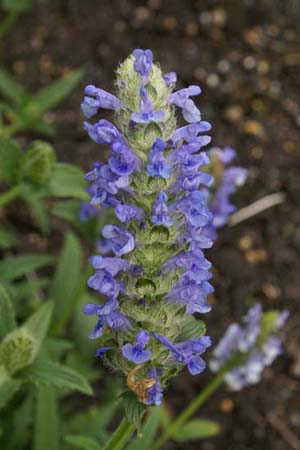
82;49;215;405
210;303;289;390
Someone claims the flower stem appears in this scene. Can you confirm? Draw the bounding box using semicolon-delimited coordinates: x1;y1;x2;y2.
0;185;22;208
151;371;225;450
103;417;136;450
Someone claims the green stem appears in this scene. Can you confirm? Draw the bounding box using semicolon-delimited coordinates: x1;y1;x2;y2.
0;12;19;39
151;371;225;450
0;185;22;208
103;417;136;450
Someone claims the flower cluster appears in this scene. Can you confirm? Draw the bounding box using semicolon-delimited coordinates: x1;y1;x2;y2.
210;303;289;390
82;49;214;405
208;146;247;228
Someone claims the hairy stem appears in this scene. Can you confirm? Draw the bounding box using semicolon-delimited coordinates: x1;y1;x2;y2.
103;417;136;450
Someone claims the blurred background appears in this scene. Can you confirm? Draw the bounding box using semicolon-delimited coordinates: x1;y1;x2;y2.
2;0;300;449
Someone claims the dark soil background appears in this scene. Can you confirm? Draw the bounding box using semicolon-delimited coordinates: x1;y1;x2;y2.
2;0;300;449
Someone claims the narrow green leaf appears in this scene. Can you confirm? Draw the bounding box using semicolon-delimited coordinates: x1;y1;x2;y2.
0;135;22;183
0;367;22;408
51;232;82;333
0;283;16;338
173;419;220;442
68;403;120;444
0;253;53;281
48;163;88;200
24;300;54;349
2;0;33;13
175;316;206;342
10;277;49;303
127;408;163;450
22;192;50;234
0;68;28;106
65;435;100;450
26;357;93;395
5;391;34;450
31;70;83;115
34;384;60;450
0;228;17;249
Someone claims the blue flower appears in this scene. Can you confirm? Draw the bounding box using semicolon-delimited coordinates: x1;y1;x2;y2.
115;204;144;222
131;88;164;124
153;333;211;375
132;49;153;82
122;330;152;364
84;119;120;144
168;85;202;123
102;225;135;256
81;85;121;118
145;367;164;406
151;191;174;227
163;71;177;86
210;303;289;390
146;138;172;179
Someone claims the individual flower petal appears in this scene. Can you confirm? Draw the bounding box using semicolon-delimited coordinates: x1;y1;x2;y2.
102;225;135;256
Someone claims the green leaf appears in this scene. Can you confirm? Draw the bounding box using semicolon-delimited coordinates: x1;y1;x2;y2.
24;300;54;348
34;385;60;450
10;277;49;303
0;228;17;249
0;365;22;408
173;419;220;442
26;357;93;395
51;232;82;333
0;136;22;183
30;70;83;115
0;68;28;106
121;391;146;432
127;407;163;450
65;435;100;450
175;316;206;342
48;163;88;200
0;253;53;281
0;283;16;338
22;191;50;234
5;391;34;450
68;403;120;444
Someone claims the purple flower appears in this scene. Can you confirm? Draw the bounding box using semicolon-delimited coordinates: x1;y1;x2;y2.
115;204;144;222
151;191;174;227
109;141;140;175
166;277;213;314
132;49;153;82
168;86;201;123
131;88;164;124
84;119;120;144
163;72;177;86
87;269;123;298
94;347;111;357
153;333;211;375
170;122;211;145
83;298;130;338
81;85;121;118
102;225;135;256
210;303;288;390
145;367;164;405
79;202;99;221
172;191;213;227
147;138;172;179
89;255;130;275
122;330;152;364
